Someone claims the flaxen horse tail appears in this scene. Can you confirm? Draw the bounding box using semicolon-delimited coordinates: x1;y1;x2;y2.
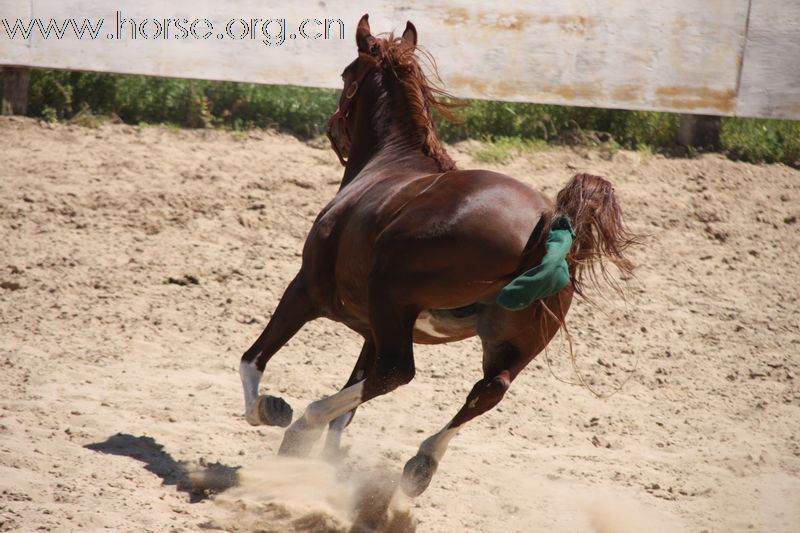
554;173;638;297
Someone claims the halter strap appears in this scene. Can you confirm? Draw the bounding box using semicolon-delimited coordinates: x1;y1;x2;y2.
327;54;379;166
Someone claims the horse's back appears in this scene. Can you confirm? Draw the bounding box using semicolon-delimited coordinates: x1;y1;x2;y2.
367;170;553;309
377;169;549;242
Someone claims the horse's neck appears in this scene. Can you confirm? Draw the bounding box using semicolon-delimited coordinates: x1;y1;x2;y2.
342;137;435;187
339;88;444;189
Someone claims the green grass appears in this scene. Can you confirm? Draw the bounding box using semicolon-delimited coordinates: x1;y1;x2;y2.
472;137;549;164
22;69;800;168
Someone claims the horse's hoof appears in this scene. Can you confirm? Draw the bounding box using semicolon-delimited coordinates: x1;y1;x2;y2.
401;454;438;497
256;395;293;427
277;417;323;457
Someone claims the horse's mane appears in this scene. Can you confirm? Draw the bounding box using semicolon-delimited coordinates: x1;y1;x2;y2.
373;33;459;172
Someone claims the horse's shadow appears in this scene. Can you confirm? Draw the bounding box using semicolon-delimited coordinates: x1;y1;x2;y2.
84;433;240;503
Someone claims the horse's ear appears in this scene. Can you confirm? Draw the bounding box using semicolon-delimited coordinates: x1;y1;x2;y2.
402;21;417;46
356;14;371;53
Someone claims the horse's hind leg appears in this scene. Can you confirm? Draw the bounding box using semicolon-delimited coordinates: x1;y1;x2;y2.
322;337;376;460
401;292;571;497
240;274;317;427
401;362;515;497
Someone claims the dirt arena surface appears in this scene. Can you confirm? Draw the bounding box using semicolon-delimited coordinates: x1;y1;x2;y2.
1;115;799;532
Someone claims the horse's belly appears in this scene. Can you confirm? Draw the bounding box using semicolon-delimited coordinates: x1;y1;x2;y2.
413;308;479;344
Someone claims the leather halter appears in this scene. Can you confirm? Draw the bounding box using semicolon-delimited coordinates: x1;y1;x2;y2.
327;54;380;166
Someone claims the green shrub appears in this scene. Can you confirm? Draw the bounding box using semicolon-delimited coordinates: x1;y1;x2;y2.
27;70;339;136
23;69;799;168
721;117;800;167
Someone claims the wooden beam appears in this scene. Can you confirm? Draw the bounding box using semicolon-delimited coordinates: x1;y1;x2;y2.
736;0;800;119
678;114;721;150
1;67;31;116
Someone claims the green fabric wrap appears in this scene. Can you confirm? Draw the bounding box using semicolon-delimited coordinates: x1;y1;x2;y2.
496;216;574;311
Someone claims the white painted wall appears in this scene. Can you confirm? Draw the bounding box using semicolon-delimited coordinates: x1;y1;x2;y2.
1;0;797;119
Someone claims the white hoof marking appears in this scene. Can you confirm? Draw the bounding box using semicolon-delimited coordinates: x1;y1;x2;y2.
239;360;263;425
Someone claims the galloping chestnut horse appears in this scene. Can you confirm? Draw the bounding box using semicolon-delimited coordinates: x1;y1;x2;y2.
239;14;635;496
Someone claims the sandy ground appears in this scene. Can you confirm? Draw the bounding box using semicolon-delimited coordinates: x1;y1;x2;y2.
1;115;799;532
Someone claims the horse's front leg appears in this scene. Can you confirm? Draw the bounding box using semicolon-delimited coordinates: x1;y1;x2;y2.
277;378;368;457
239;274;318;427
278;281;418;457
322;337;376;460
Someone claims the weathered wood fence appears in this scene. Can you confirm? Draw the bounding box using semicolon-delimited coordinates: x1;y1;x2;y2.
2;0;798;130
